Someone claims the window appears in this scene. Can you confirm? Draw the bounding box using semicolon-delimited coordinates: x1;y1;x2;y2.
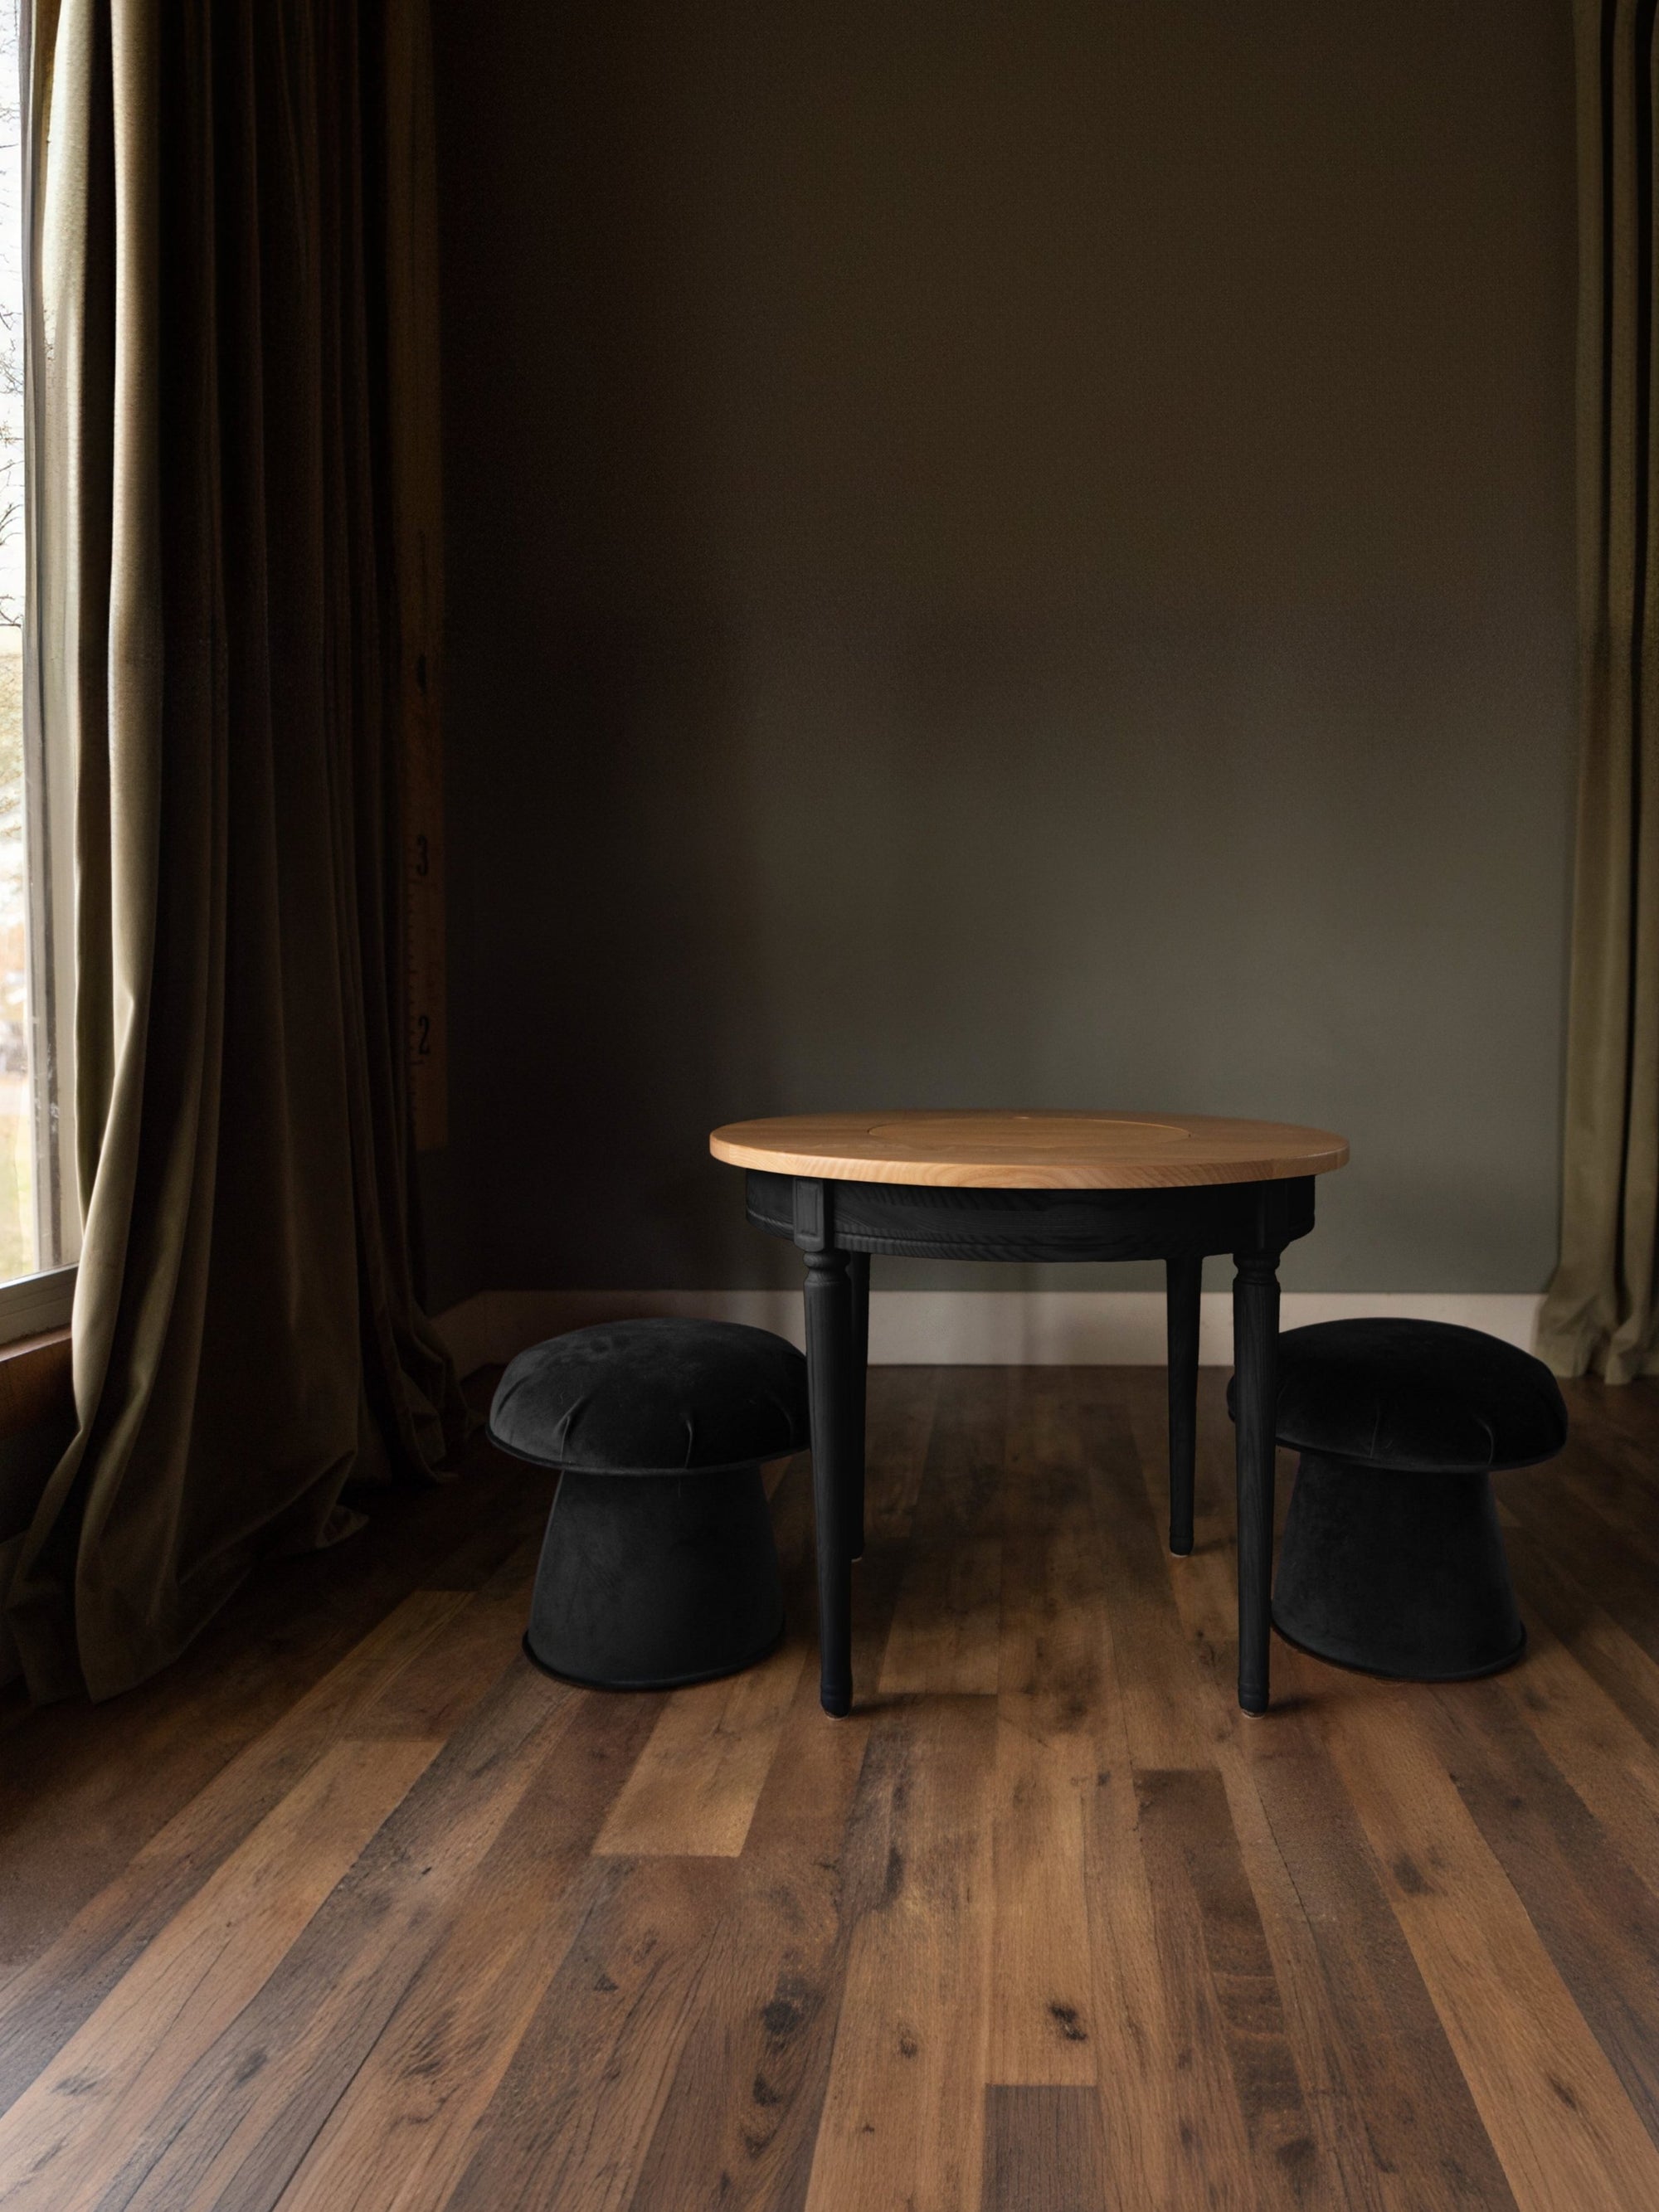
0;0;73;1334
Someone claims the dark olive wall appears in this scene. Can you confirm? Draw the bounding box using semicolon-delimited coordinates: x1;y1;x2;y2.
423;0;1578;1305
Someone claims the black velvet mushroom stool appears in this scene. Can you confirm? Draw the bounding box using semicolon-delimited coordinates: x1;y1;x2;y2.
1228;1319;1569;1683
489;1318;809;1690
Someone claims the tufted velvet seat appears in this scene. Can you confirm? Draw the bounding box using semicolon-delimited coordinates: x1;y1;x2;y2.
490;1319;809;1689
1228;1319;1568;1682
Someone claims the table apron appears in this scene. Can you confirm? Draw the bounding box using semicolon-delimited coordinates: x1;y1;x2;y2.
744;1170;1315;1262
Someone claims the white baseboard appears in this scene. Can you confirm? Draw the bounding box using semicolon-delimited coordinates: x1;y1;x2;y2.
435;1287;1545;1378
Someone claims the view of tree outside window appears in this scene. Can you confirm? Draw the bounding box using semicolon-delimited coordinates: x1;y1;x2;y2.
0;1;28;1283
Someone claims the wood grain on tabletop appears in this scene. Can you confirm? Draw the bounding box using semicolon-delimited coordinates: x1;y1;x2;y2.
709;1107;1350;1189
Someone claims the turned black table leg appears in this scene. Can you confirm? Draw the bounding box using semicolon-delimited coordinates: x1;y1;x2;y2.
804;1246;857;1715
1165;1254;1201;1557
1232;1248;1282;1714
848;1252;870;1561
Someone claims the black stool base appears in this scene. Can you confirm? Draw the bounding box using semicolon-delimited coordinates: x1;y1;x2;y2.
525;1464;785;1690
1272;1616;1526;1685
1272;1450;1525;1684
520;1622;787;1694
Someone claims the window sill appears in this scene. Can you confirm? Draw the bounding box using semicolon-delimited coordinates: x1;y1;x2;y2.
0;1266;74;1347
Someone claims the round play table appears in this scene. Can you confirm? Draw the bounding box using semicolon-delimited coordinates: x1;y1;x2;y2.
709;1109;1349;1717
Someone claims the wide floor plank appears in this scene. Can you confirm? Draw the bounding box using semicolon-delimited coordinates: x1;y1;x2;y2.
592;1641;810;1859
275;1686;664;2212
803;1698;998;2212
989;1371;1102;2088
440;1855;734;2212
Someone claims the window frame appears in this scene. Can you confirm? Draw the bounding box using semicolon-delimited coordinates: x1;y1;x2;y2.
4;0;75;1344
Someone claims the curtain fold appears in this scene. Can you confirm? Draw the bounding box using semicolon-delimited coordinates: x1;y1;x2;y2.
7;0;466;1703
1540;0;1659;1383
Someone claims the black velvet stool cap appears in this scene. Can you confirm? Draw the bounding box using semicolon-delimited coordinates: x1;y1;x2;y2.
489;1318;810;1476
1226;1318;1567;1474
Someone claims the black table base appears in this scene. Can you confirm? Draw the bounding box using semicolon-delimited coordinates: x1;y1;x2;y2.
744;1169;1316;1718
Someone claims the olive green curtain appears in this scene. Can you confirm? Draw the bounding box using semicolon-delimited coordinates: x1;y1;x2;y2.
7;0;467;1702
1539;0;1659;1383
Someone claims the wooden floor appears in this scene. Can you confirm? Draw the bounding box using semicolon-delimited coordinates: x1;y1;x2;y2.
3;1367;1659;2209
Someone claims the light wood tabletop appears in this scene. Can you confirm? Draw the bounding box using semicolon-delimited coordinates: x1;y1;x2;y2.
709;1108;1349;1190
